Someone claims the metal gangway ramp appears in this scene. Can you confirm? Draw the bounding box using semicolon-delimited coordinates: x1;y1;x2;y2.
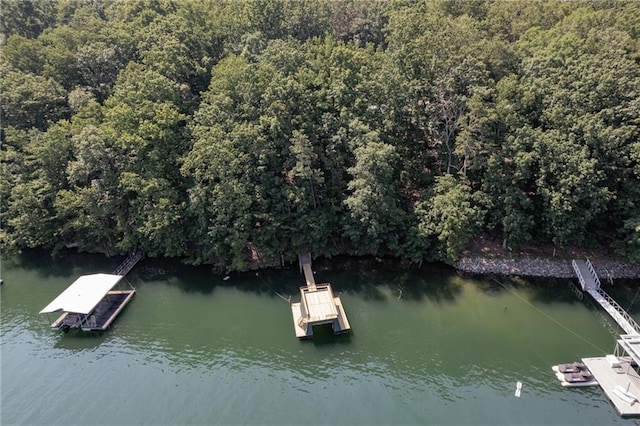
573;259;640;335
113;252;143;276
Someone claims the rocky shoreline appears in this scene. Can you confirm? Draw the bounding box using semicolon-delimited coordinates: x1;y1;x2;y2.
456;256;640;280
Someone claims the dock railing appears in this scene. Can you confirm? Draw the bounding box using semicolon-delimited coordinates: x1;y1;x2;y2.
113;252;143;276
595;288;640;335
586;258;601;290
572;260;587;291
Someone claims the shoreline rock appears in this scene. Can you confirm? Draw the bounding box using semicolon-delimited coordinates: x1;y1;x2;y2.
455;257;640;280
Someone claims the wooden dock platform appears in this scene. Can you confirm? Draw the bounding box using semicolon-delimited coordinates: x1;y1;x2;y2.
582;356;640;417
291;283;351;338
292;253;351;338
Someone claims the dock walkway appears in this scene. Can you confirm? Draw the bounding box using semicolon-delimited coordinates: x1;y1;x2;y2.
291;253;351;338
573;259;640;335
565;261;640;417
113;252;143;276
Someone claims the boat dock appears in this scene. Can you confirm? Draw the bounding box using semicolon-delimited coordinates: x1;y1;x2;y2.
573;259;640;335
582;355;640;417
291;253;351;338
40;252;142;332
566;260;640;416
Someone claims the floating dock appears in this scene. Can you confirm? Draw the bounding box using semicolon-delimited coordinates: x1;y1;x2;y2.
291;253;351;338
40;252;142;332
568;261;640;416
582;355;640;417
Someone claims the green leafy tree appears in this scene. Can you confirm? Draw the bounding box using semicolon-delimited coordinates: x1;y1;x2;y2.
0;69;68;131
344;131;404;255
416;174;487;264
0;0;58;39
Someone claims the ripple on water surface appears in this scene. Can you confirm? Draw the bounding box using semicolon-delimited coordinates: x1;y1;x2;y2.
1;258;636;425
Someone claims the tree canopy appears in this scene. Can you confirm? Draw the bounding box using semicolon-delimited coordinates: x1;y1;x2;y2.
2;0;639;268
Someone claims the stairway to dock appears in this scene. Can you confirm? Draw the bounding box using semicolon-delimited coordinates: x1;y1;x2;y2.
573;259;640;335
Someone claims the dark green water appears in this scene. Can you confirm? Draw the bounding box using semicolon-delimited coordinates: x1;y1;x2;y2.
1;252;638;425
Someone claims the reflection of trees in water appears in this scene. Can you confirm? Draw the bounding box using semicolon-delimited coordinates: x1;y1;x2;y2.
9;248;124;279
132;256;469;303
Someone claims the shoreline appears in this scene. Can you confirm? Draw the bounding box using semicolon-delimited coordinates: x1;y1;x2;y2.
455;256;640;280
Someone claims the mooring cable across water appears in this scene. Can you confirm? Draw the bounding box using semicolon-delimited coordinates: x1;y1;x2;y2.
255;272;291;303
626;287;640;312
492;278;608;354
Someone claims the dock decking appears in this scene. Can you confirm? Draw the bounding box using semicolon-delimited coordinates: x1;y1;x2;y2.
291;253;351;338
291;283;351;338
50;290;135;331
582;357;640;417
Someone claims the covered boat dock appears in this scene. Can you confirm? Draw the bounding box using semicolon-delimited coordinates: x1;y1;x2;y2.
40;273;135;332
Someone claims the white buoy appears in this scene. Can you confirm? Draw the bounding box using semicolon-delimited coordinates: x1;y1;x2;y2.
515;381;522;398
223;275;230;281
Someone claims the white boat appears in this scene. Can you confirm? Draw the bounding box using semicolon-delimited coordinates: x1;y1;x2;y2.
552;363;599;387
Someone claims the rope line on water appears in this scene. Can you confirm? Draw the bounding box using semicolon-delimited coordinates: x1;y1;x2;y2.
492;278;608;354
256;272;291;303
627;287;640;312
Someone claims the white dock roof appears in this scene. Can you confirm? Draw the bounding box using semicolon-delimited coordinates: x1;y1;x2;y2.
618;334;640;365
40;273;124;315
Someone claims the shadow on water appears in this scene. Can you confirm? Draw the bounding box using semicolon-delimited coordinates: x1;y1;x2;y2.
133;255;470;307
135;259;219;294
604;280;640;317
311;257;465;304
473;273;587;306
13;251;476;306
133;258;303;298
4;248;125;279
304;324;353;347
403;273;464;303
52;329;108;350
8;249;634;311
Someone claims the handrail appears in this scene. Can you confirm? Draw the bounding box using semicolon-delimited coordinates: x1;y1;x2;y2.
113;252;143;276
595;287;640;335
572;260;587;291
586;258;601;289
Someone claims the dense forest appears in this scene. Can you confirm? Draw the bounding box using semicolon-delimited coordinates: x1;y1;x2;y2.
1;0;639;270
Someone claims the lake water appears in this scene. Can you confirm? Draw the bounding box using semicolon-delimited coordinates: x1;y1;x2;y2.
1;251;639;425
